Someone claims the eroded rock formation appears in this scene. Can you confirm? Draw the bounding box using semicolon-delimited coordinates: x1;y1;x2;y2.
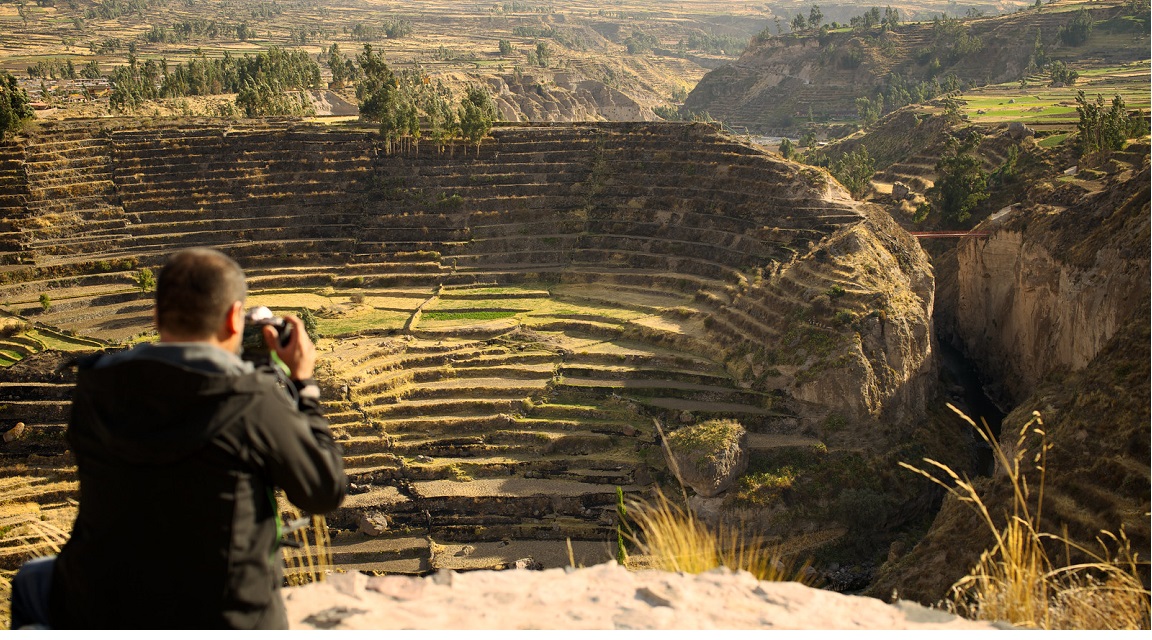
487;72;656;122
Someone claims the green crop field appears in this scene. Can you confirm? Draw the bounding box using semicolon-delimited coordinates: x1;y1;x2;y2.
26;329;102;351
313;309;409;337
421;310;520;322
961;60;1150;128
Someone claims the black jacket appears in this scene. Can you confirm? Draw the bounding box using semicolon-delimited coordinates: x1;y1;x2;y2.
49;343;346;629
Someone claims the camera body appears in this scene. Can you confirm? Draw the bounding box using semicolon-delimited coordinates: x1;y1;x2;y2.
241;306;293;363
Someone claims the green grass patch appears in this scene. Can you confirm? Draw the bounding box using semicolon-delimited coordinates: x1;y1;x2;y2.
523;299;645;321
422;310;519;322
26;329;101;351
424;297;532;311
440;286;550;298
962;60;1150;127
314;309;408;336
727;445;827;507
1038;133;1069;148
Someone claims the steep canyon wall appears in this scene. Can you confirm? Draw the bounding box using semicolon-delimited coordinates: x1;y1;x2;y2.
871;161;1151;602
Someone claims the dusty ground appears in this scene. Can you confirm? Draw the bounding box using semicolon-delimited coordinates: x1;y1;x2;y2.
283;562;1007;630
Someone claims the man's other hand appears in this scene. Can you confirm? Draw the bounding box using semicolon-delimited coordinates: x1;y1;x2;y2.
263;314;316;381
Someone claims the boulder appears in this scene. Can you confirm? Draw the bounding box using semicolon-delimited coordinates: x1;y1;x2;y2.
663;419;748;497
512;557;543;570
1008;121;1035;139
4;422;25;443
892;182;911;200
358;512;390;537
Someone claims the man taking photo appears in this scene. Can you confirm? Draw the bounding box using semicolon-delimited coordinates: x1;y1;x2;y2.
10;248;347;629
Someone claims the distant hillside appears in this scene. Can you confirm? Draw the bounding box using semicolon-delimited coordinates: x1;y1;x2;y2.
684;0;1150;134
0;0;768;122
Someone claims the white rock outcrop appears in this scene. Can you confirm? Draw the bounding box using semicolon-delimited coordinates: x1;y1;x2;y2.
283;562;1005;630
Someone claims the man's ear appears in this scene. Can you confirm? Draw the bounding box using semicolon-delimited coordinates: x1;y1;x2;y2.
223;301;244;337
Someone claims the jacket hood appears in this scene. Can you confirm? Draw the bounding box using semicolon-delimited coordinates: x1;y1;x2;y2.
74;343;259;464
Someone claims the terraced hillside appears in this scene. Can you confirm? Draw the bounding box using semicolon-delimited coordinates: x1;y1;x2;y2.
0;119;940;575
686;0;1150;134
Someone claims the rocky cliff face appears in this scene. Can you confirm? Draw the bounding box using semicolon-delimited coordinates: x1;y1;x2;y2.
870;159;1151;603
946;166;1150;403
953;229;1140;401
787;209;936;424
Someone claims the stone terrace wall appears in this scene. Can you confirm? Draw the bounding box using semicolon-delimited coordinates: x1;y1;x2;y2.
0;119;935;425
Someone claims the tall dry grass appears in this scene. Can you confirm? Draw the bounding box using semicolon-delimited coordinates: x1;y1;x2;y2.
622;488;804;582
0;477;72;628
901;405;1150;630
280;507;333;586
620;419;807;582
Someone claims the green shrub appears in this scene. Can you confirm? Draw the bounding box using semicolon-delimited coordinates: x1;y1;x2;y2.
831;146;875;199
666;419;744;474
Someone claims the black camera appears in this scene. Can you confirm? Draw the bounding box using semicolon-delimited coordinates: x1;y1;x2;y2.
241;306;293;363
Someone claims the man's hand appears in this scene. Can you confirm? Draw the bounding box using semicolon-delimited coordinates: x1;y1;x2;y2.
263;314;316;381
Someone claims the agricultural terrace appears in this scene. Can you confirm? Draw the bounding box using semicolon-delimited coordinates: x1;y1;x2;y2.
0;119;940;576
961;60;1150;139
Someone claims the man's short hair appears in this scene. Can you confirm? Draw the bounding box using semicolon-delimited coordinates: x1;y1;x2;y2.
156;248;247;339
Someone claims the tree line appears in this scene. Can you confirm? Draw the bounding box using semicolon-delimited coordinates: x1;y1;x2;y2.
353;45;497;153
759;5;901;38
0;73;33;137
27;59;101;81
108;47;321;113
143;20;256;44
1076;92;1148;155
85;0;153;20
101;41;500;147
348;19;412;42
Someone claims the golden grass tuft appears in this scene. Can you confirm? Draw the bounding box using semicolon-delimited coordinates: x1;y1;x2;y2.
625;418;809;582
280;507;333;587
0;477;73;628
623;488;804;582
900;405;1150;630
0;479;70;565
